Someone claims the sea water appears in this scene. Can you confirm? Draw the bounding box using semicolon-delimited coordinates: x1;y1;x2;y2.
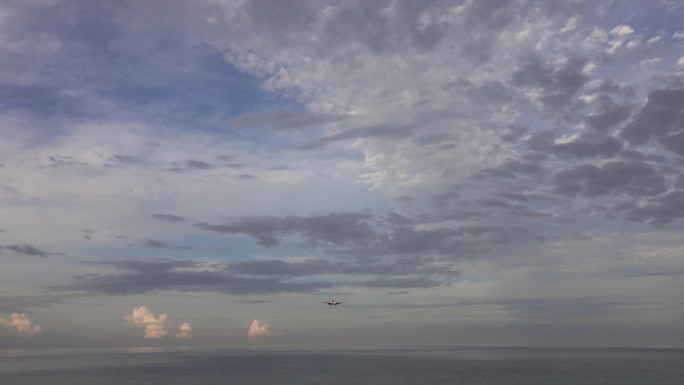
1;347;682;385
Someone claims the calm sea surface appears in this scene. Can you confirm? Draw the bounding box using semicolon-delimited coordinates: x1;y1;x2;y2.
1;347;682;384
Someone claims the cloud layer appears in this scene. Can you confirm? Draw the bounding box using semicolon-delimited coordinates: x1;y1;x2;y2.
1;0;683;348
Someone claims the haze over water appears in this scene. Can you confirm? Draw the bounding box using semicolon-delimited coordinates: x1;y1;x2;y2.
2;347;683;385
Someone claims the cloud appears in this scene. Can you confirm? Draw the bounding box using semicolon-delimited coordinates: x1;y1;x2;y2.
247;319;274;341
152;214;187;223
0;313;42;336
231;109;349;130
550;160;667;198
511;54;589;109
528;131;624;159
176;322;193;338
123;306;168;339
142;239;170;248
620;88;684;155
195;212;376;248
185;159;214;170
1;244;49;257
618;191;684;226
51;247;462;295
2;0;684;348
54;259;333;295
123;306;196;340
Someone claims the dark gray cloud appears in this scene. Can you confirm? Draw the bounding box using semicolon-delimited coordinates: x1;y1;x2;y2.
229;259;334;277
499;124;529;143
113;154;140;164
550;160;667;198
185;159;214;170
0;294;63;313
142;239;170;248
215;155;247;169
432;188;460;209
384;224;543;257
195;211;543;265
368;296;646;323
195;212;376;247
52;255;459;295
512;55;589;109
497;191;547;203
478;158;544;180
242;0;318;45
46;155;86;168
152;214;187;223
1;244;49;257
617;191;684;226
358;276;445;289
584;103;633;132
620;88;684;155
486;297;645;324
617;149;668;163
300;123;416;150
622;270;684;278
53;259;332;295
106;154;142;167
528;132;623;159
317;0;447;54
50;204;545;296
139;238;224;252
231;109;350;129
229;255;459;284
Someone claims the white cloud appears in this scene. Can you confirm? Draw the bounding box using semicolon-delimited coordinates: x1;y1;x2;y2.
176;322;193;338
247;319;274;341
677;56;684;67
0;313;42;336
123;306;168;339
610;24;634;37
638;58;663;68
646;36;661;46
554;132;580;145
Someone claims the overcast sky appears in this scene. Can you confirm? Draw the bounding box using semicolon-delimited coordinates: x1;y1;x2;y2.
1;0;683;349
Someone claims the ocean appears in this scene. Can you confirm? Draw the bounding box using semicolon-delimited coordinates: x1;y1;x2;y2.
1;347;682;384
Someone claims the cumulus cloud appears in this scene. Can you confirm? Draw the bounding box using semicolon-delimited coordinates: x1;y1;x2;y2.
123;306;168;339
176;322;193;338
247;319;274;341
0;313;42;336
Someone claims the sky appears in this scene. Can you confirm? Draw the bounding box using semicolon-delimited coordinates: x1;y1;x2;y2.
1;0;684;350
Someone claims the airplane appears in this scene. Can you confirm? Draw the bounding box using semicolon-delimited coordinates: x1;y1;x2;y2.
322;299;345;306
